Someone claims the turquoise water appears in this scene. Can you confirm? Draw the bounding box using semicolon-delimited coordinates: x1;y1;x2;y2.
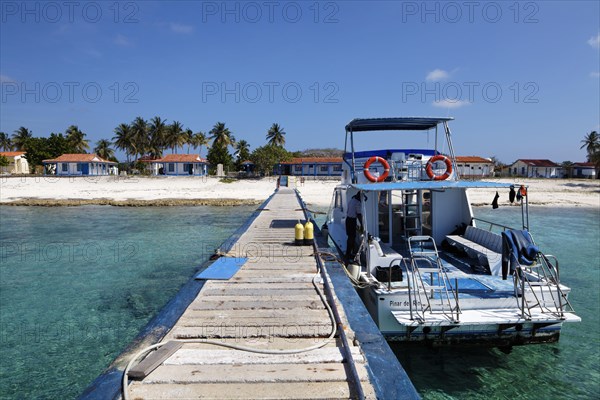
393;206;600;399
0;205;255;400
0;205;598;399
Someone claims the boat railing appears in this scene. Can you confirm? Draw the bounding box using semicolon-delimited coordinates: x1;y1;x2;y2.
389;159;425;182
407;236;460;323
471;217;516;233
514;252;575;320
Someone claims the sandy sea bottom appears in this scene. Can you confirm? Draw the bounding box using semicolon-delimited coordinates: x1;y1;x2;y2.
0;205;598;399
0;205;257;399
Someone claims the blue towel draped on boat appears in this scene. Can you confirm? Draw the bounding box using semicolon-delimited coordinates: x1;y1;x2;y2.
501;230;539;280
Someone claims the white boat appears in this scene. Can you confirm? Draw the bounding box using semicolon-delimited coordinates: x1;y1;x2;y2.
323;117;580;347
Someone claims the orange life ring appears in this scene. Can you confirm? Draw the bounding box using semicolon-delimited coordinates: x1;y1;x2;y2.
426;155;453;181
363;156;390;183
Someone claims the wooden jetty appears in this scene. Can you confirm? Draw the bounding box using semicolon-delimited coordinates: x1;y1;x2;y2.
124;188;377;399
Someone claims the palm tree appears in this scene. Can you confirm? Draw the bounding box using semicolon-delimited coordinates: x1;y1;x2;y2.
209;122;235;149
561;161;574;179
66;125;90;153
0;132;13;151
191;132;208;157
12;127;32;150
94;139;115;160
130;117;148;160
184;128;194;153
113;123;134;163
580;131;599;161
148;116;168;158
166;121;186;153
235;139;251;160
266;123;286;147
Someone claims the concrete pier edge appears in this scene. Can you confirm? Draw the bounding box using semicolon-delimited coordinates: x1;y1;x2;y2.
296;189;420;399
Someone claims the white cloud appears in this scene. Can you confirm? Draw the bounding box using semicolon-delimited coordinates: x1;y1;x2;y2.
426;69;450;82
432;99;470;109
170;23;194;34
588;33;600;49
115;34;133;47
0;74;15;83
590;71;600;78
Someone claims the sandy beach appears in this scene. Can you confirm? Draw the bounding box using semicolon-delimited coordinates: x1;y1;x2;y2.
0;176;598;208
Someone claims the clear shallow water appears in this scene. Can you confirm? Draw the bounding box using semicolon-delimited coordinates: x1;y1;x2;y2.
0;205;255;400
1;205;598;399
393;206;600;399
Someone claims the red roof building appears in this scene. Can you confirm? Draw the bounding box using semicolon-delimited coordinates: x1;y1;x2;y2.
278;157;344;177
572;162;597;179
147;154;208;176
455;156;494;179
42;153;117;176
508;159;561;178
0;151;29;174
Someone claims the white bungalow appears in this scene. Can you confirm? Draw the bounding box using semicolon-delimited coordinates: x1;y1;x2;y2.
455;156;494;179
42;154;117;176
508;159;561;178
0;151;29;174
277;157;344;177
573;162;597;179
149;154;208;176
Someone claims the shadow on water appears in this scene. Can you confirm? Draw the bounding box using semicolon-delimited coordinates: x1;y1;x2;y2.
390;341;587;400
390;343;503;395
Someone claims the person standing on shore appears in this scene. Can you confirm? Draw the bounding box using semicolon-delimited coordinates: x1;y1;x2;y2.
345;193;363;264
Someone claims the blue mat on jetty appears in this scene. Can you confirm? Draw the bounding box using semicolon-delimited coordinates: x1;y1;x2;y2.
195;257;248;280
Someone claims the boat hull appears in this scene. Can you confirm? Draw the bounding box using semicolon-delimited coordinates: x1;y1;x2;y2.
358;285;577;347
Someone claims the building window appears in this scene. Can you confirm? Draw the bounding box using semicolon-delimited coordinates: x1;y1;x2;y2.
521;167;525;175
294;165;302;172
183;164;190;172
62;163;68;172
320;166;328;172
333;165;342;172
77;164;82;172
168;163;175;172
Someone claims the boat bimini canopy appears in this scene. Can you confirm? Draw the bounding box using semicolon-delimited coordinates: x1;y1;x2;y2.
344;117;458;182
345;117;454;132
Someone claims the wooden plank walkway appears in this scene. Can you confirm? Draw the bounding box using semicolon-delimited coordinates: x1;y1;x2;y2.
125;188;376;399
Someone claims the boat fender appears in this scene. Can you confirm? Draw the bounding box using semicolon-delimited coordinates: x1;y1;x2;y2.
371;238;384;257
347;262;361;280
321;223;328;239
363;156;390;183
304;221;314;245
425;155;453;181
295;221;304;246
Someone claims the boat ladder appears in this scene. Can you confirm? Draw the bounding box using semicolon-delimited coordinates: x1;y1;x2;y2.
402;190;422;237
515;253;576;320
407;236;460;324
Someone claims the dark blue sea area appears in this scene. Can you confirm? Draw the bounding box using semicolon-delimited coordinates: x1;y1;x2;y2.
0;205;598;399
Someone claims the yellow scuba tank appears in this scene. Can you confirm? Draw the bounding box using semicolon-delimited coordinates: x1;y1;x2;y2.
304;221;314;245
295;221;304;246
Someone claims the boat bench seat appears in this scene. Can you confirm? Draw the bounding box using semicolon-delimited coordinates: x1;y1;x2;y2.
446;226;502;276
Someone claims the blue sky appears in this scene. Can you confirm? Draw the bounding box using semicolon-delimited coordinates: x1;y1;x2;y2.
1;1;599;163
